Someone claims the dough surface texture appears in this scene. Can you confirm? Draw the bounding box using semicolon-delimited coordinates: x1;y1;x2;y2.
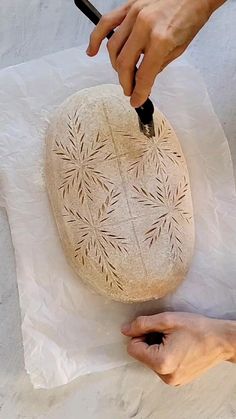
45;84;194;302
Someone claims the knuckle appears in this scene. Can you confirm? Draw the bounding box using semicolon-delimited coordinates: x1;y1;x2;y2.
163;374;179;387
116;56;128;71
157;364;168;375
160;312;173;328
135;316;147;330
137;3;158;26
131;1;142;15
151;29;170;48
100;14;110;26
137;9;152;26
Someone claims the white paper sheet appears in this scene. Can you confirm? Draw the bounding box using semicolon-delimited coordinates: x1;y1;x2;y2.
0;45;236;389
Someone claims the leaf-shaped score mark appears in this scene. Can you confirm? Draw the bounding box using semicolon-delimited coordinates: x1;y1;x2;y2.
133;185;163;209
63;189;128;290
53;110;114;202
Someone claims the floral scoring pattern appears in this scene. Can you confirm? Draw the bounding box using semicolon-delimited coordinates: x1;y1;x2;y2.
53;108;192;290
53;110;113;203
133;176;192;261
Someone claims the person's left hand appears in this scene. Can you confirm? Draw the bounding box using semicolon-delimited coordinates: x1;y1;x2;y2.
121;312;234;386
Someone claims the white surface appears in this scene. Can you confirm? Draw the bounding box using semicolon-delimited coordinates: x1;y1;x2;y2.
0;0;121;70
1;46;236;390
186;0;236;168
0;1;236;418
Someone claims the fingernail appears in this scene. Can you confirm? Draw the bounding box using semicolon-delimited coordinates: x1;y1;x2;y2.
121;322;131;334
130;95;140;108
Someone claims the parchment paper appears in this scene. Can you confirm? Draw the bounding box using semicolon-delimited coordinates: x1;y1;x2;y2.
0;45;236;389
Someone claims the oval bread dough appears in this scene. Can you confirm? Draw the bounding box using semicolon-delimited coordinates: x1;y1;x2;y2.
45;84;195;303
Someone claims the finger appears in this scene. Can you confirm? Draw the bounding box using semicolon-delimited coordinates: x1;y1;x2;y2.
87;6;128;56
107;0;150;77
127;337;161;370
115;20;147;96
114;0;157;95
107;14;136;71
121;313;174;337
130;44;167;107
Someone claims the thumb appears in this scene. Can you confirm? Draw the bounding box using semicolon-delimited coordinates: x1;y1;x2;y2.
121;313;174;337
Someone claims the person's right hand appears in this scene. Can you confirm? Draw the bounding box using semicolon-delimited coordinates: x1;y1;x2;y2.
121;312;236;386
87;0;225;108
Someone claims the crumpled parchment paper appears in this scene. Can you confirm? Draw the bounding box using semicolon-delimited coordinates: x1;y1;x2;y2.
0;45;236;389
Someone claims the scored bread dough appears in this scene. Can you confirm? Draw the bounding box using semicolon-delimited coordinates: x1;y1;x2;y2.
45;84;195;303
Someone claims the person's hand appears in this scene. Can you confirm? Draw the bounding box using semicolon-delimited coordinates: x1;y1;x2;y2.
121;312;236;386
87;0;225;108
